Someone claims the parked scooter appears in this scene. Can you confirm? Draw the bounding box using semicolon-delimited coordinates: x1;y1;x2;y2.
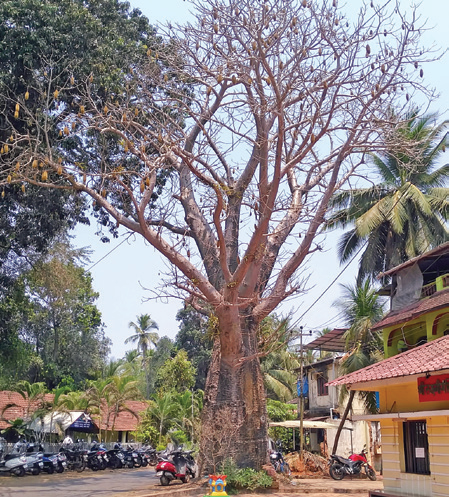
156;447;195;486
114;443;141;468
14;440;44;475
329;447;376;481
0;438;28;477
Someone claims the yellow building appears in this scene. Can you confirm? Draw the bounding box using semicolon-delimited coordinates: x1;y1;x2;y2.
330;243;449;497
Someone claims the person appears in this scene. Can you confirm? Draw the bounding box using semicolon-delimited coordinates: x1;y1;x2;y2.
63;434;73;445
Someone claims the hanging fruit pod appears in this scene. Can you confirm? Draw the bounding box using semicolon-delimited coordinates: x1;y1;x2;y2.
1;191;4;199
21;184;26;193
57;165;63;175
63;126;70;136
15;162;20;171
140;181;145;193
145;177;150;187
54;89;59;99
25;91;30;100
7;175;12;183
41;170;48;181
32;159;38;169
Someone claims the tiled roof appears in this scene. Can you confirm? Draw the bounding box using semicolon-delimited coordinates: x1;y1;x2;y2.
0;391;55;429
328;334;449;387
0;391;148;432
304;328;348;353
99;401;148;431
371;288;449;331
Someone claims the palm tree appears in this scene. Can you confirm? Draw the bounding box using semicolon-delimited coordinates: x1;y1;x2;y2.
147;391;179;444
326;111;449;283
125;314;159;361
260;349;300;402
331;279;385;454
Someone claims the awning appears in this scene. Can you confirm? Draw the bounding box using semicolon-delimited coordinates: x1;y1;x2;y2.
28;411;99;435
269;420;353;431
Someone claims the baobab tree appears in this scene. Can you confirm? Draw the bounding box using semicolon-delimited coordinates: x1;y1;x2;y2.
0;0;437;468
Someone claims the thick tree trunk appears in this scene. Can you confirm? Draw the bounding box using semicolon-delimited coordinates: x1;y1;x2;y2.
199;312;268;471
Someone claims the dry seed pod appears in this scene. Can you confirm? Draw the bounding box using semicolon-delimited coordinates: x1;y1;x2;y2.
420;68;424;77
57;166;63;175
70;76;75;85
7;175;11;184
103;105;108;114
0;147;3;154
311;133;316;144
21;184;26;194
59;130;63;137
63;126;70;136
41;170;48;181
145;177;150;187
213;8;218;19
381;64;386;73
366;44;371;56
206;86;212;95
216;74;223;83
232;75;237;84
140;181;145;194
302;0;307;6
213;24;218;34
15;162;20;171
54;89;59;99
80;105;85;115
25;91;29;100
265;77;271;85
14;111;19;119
15;103;20;112
72;122;76;131
32;159;38;169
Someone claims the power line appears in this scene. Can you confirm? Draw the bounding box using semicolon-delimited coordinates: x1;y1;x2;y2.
87;233;133;271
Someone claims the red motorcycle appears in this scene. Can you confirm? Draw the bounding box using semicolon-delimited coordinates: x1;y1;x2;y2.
329;448;376;481
156;448;193;486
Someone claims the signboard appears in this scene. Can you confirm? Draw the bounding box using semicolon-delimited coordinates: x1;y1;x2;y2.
70;413;98;432
417;373;449;402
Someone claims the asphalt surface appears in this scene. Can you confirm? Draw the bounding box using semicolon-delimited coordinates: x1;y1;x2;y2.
0;465;159;497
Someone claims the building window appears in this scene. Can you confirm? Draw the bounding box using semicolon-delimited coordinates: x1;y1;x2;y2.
317;374;328;396
403;420;430;475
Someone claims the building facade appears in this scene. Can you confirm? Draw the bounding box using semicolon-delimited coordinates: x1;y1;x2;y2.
330;243;449;497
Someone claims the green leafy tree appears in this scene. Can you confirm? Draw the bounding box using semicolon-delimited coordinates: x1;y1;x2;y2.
156;349;196;393
175;306;212;390
326;112;449;283
20;242;110;387
331;279;385;454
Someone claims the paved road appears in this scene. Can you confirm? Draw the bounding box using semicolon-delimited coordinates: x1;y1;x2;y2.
0;466;159;497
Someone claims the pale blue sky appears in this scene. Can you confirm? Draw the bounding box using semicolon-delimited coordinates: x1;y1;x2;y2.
74;0;449;358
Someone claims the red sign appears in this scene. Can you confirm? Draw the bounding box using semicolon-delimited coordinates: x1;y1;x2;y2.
418;373;449;402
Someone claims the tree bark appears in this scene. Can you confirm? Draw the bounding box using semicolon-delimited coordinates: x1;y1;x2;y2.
199;313;268;470
332;389;355;455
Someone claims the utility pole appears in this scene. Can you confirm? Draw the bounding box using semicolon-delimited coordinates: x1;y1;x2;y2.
297;326;312;459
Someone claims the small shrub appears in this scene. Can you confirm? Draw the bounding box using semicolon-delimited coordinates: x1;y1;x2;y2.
219;458;273;494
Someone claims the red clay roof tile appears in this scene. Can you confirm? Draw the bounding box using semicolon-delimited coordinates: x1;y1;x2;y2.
328;334;449;387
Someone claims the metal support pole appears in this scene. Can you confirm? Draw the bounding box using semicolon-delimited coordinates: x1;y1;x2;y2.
299;327;304;459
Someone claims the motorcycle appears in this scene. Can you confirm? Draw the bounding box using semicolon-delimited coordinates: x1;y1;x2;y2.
87;442;108;471
269;440;291;476
60;440;87;472
329;447;376;481
114;443;141;468
0;438;28;477
156;447;195;486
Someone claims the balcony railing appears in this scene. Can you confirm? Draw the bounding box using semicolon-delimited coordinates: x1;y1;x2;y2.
420;274;449;299
421;282;437;298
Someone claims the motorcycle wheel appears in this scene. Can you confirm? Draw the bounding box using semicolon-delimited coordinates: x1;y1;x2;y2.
366;467;377;481
160;475;170;486
149;456;157;466
282;462;291;476
56;465;64;473
181;474;190;484
76;460;86;473
141;459;148;467
329;463;345;480
31;467;41;476
46;465;55;475
127;460;134;469
11;466;26;477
